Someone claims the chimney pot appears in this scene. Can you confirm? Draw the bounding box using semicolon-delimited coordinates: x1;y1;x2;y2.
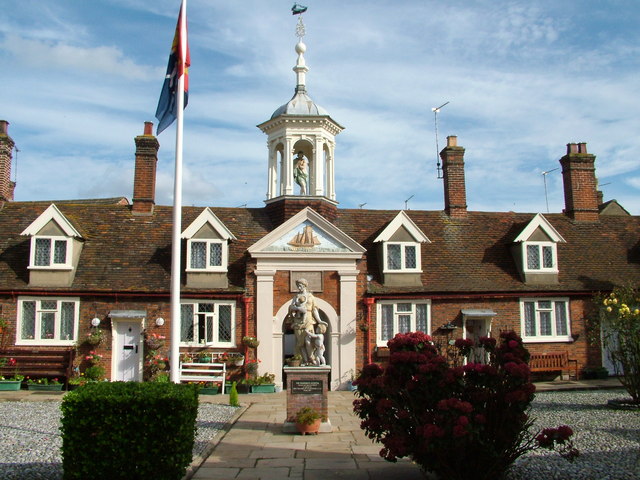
143;121;153;136
578;142;587;154
0;120;8;135
567;143;579;154
447;135;457;147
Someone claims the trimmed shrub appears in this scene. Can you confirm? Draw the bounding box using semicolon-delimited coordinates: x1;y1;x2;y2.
353;331;577;480
61;381;199;480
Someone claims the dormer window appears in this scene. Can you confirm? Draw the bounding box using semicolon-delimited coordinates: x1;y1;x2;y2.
187;239;225;271
512;213;565;285
31;236;71;269
374;211;430;286
384;242;419;272
525;242;557;272
181;208;236;288
21;205;83;286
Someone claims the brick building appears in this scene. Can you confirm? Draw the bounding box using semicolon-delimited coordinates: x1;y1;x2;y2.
0;39;638;389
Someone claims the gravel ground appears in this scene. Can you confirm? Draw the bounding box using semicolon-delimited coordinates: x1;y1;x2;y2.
0;401;238;480
0;390;638;480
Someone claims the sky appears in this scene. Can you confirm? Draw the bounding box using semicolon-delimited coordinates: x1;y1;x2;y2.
2;0;639;214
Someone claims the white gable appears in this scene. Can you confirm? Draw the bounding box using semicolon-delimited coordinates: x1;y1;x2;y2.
248;207;365;258
181;207;236;240
20;204;82;238
513;213;566;243
373;210;430;243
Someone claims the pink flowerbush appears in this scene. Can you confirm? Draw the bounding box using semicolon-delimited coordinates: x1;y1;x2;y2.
353;330;578;480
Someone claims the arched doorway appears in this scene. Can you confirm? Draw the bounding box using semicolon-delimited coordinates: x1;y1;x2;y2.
281;309;331;388
274;298;338;389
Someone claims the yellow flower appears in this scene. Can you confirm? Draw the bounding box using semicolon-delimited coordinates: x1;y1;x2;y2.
603;299;609;306
612;298;618;304
634;309;640;315
610;292;616;298
606;306;612;312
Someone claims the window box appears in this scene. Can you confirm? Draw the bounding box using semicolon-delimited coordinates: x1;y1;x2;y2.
0;380;22;391
251;384;275;393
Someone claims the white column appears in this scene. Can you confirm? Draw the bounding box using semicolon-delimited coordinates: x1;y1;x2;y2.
255;269;276;377
327;145;335;200
337;269;359;389
284;137;294;195
267;143;276;199
313;138;324;196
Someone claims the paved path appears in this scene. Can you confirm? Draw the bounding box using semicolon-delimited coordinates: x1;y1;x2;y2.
192;390;424;480
190;378;622;480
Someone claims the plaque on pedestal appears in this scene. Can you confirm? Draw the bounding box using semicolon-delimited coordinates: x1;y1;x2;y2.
283;365;332;433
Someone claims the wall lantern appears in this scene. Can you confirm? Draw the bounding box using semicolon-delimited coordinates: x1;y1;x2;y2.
91;317;101;327
155;317;165;327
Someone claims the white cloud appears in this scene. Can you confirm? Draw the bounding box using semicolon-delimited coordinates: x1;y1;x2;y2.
1;34;158;81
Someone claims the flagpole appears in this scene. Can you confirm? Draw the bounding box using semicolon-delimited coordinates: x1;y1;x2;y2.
170;0;187;384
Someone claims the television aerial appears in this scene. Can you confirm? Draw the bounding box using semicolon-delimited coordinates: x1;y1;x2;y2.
432;101;449;179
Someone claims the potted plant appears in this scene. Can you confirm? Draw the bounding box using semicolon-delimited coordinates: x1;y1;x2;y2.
84;351;103;365
85;328;104;346
84;364;106;382
67;375;88;390
145;332;166;350
249;372;276;393
196;381;220;395
222;352;245;366
286;354;303;367
197;351;212;363
0;357;23;391
294;406;322;435
245;359;260;376
242;336;260;349
26;377;64;391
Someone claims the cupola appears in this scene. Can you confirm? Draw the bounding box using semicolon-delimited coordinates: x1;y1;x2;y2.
258;36;344;225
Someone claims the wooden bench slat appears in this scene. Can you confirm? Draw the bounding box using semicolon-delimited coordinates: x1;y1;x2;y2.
179;362;226;393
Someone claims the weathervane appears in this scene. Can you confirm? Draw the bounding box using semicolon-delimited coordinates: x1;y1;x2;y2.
292;3;307;40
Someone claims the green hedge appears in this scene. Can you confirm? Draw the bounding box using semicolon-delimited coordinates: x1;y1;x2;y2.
60;382;199;480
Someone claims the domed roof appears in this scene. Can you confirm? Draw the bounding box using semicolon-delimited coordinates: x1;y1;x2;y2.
271;90;329;119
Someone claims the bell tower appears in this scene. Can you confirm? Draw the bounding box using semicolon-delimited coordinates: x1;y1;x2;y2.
257;29;344;224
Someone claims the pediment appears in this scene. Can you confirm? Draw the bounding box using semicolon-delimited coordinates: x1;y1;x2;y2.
513;213;565;243
181;208;236;241
373;211;430;243
248;207;365;258
20;204;82;238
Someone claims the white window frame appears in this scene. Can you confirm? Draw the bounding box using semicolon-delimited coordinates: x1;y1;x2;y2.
522;241;558;273
376;300;431;346
520;297;571;343
185;239;228;272
16;296;79;346
180;300;236;347
382;242;421;273
28;236;72;270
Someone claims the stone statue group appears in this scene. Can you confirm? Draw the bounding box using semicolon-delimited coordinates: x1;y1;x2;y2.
287;278;327;366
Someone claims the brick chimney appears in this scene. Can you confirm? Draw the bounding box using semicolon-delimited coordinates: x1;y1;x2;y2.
560;142;599;222
132;121;159;215
0;120;16;203
440;135;467;218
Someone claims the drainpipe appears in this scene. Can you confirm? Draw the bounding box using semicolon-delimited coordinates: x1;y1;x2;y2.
363;297;374;365
242;296;251;379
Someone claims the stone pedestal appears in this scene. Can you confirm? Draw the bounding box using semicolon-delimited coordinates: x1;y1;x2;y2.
283;365;332;433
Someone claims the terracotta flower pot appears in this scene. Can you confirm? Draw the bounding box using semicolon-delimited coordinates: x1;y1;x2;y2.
295;418;321;435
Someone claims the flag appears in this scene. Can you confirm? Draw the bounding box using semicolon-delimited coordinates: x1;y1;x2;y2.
155;1;190;135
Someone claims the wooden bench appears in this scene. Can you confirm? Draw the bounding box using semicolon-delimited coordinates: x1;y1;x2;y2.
179;362;226;394
529;352;577;379
0;347;76;388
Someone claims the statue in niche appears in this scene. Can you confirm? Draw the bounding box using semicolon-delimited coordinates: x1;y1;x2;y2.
293;151;308;195
287;278;327;365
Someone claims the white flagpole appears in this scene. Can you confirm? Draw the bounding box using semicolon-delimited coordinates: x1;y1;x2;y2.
170;0;187;383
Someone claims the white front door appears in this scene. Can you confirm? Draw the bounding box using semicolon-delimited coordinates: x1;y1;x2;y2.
114;321;142;381
465;317;491;364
